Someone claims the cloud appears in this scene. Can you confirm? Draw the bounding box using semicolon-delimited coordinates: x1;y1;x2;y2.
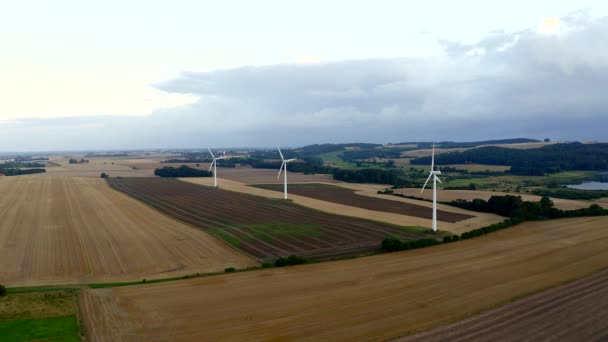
1;10;607;151
153;12;608;132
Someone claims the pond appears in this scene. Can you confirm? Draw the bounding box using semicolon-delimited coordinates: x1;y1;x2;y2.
566;181;608;190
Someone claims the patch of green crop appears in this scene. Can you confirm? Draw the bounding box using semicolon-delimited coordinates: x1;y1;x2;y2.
208;228;241;247
0;315;80;342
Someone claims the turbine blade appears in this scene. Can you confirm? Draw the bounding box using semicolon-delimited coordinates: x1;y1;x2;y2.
277;146;284;161
436;175;443;184
208;160;215;172
277;162;285;180
285;158;296;162
208;148;215;159
421;173;433;193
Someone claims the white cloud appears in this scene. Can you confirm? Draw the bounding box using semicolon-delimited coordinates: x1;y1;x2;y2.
1;11;607;151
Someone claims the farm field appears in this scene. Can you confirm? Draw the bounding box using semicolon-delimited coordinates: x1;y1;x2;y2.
79;216;608;341
402;147;468;158
182;178;504;235
0;291;80;341
217;165;337;184
399;267;608;341
43;157;155;177
443;164;511;172
107;177;440;260
55;156;338;183
0;176;256;287
394;188;604;210
252;183;474;223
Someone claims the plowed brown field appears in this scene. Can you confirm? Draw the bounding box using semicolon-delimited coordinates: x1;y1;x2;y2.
398;267;608;341
80;216;608;341
108;178;440;260
0;177;256;287
253;183;473;222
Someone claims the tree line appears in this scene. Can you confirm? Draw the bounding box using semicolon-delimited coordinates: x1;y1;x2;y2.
411;143;608;176
154;166;211;177
0;168;46;176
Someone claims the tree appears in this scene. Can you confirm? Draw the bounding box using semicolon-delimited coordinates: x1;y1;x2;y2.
540;196;554;213
0;284;6;296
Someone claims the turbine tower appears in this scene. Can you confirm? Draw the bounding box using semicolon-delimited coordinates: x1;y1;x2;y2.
277;146;296;199
208;148;225;187
421;144;443;231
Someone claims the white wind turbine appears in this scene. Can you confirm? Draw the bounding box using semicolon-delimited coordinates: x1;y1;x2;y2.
208;148;226;187
421;144;443;232
277;146;296;199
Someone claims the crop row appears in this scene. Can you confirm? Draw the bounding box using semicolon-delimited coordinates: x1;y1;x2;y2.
108;178;440;260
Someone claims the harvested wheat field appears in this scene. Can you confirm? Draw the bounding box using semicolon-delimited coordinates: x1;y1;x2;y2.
44;158;155;177
394;188;602;210
218;166;337;184
80;216;608;341
108;178;441;260
253;183;473;222
398;267;608;342
0;176;256;287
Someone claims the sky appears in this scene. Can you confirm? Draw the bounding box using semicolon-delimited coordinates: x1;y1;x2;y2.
1;0;608;151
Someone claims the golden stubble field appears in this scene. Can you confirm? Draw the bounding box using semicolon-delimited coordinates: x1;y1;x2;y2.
0;176;257;287
79;216;608;341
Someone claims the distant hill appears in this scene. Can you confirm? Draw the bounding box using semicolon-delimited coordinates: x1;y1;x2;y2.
293;143;382;157
395;138;539;149
411;142;608;175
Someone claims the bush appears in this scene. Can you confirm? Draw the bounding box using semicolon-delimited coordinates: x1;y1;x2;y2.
381;237;440;252
225;267;236;273
275;255;308;267
0;284;6;296
154;165;212;178
443;236;452;243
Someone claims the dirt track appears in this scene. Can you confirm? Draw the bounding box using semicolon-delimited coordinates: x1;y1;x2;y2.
80;216;608;341
398;267;608;341
0;177;256;287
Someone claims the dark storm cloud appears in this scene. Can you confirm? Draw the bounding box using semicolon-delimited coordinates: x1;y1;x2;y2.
153;11;608;133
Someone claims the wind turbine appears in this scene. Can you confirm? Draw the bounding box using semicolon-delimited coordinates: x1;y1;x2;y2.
421;144;443;232
208;148;225;187
277;146;296;199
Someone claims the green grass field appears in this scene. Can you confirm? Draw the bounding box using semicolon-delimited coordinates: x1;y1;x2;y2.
0;291;80;341
0;315;80;342
317;152;359;169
